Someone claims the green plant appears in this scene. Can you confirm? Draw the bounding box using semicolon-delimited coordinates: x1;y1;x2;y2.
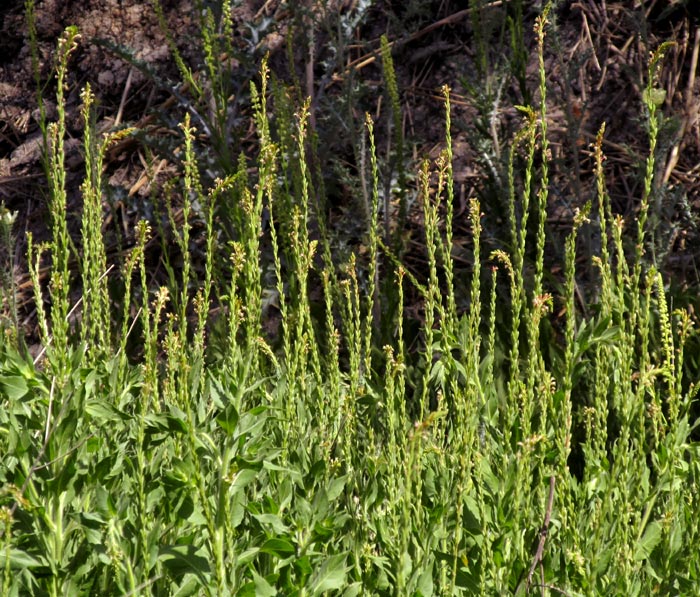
0;204;19;350
2;2;699;595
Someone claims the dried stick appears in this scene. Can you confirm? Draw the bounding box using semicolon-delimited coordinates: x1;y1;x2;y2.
515;475;556;595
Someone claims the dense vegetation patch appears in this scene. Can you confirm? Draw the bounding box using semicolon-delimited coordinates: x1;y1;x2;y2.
1;1;699;595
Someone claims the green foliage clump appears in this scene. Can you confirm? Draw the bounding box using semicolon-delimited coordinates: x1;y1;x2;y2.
1;3;699;596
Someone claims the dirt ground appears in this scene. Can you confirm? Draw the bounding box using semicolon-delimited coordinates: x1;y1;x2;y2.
1;0;699;344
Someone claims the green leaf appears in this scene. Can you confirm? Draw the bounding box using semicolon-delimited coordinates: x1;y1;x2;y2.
251;570;277;596
260;537;296;558
171;574;202;597
144;411;188;434
237;547;260;566
326;475;348;502
79;512;105;545
594;324;621;344
310;554;347;595
252;513;289;534
216;403;239;434
85;399;125;422
159;545;210;583
416;560;434;596
643;86;666;107
263;461;304;482
634;521;662;561
343;583;363;597
94;486;116;518
0;548;45;569
461;495;481;533
0;375;29;400
400;552;413;581
294;555;312;577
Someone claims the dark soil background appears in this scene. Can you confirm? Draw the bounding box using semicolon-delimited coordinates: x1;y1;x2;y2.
1;0;699;351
